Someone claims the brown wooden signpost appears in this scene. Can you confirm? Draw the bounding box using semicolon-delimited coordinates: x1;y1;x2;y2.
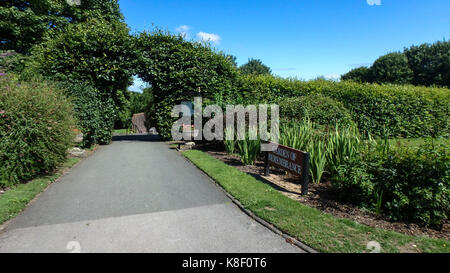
264;142;310;195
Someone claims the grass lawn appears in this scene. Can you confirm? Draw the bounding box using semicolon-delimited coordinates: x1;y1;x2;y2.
183;149;450;253
0;157;80;225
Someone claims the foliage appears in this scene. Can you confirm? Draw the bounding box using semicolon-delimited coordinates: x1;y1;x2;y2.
0;51;27;74
372;141;449;227
341;40;450;87
332;139;449;227
278;93;354;128
308;139;327;184
136;30;240;139
0;75;76;186
183;149;450;253
0;0;123;54
279;120;314;152
238;75;450;138
404;40;450;88
224;127;237;154
236;128;261;165
22;16;135;143
25;17;135;98
341;66;371;83
370;52;413;85
56;81;101;147
325;125;362;175
239;58;272;75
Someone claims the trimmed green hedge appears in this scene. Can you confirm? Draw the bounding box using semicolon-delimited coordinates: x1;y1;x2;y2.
237;75;450;138
278;93;354;127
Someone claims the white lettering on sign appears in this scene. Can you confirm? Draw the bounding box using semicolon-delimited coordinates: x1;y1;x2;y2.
268;153;302;175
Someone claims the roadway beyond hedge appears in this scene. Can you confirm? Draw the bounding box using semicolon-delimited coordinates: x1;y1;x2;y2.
182;149;450;253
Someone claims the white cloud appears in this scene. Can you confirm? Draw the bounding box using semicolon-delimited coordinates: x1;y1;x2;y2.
324;74;341;80
176;25;191;38
366;0;381;6
196;32;221;44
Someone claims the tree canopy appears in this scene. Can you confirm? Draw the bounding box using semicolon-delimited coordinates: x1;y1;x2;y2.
0;0;123;54
341;40;449;87
239;58;272;75
370;52;413;85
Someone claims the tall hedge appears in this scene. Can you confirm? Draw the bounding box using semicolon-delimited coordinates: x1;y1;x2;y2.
136;30;240;139
238;75;449;138
0;75;76;186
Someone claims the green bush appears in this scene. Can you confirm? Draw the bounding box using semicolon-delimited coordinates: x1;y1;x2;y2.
57;81;100;148
0;75;76;186
238;75;450;138
332;140;449;227
278;93;354;127
372;142;449;227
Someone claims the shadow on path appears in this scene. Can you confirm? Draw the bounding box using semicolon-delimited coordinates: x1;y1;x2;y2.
112;134;163;142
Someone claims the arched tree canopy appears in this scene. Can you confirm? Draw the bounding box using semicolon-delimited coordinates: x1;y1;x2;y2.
135;30;240;138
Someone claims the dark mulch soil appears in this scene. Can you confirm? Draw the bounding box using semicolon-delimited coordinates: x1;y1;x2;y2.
193;142;449;241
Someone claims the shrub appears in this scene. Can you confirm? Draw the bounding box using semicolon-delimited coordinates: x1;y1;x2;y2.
239;75;450;138
0;75;76;186
332;156;376;208
372;142;449;227
56;81;100;148
278;93;354;128
332;140;449;227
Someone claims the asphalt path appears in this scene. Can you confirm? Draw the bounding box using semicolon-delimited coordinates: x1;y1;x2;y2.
0;135;302;253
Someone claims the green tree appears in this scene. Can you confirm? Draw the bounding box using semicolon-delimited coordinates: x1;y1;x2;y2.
25;17;135;97
239;58;272;75
341;66;372;83
370;52;413;85
23;16;136;144
404;40;450;87
0;0;123;54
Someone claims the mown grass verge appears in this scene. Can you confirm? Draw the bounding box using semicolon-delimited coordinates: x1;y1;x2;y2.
0;157;80;225
182;149;450;253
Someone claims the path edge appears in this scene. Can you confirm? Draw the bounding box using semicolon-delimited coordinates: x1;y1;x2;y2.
179;149;318;253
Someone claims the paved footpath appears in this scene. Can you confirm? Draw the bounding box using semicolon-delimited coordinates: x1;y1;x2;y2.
0;135;302;253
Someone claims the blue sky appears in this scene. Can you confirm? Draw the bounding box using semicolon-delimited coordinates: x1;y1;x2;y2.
121;0;450;91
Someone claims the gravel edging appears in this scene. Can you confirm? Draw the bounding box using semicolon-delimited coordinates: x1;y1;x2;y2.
179;149;318;253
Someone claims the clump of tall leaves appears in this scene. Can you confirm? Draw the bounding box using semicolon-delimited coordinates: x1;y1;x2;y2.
325;125;361;175
308;138;327;184
224;127;237;154
236;128;261;165
280;120;314;151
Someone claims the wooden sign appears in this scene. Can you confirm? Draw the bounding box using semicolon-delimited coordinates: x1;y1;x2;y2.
264;142;310;195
